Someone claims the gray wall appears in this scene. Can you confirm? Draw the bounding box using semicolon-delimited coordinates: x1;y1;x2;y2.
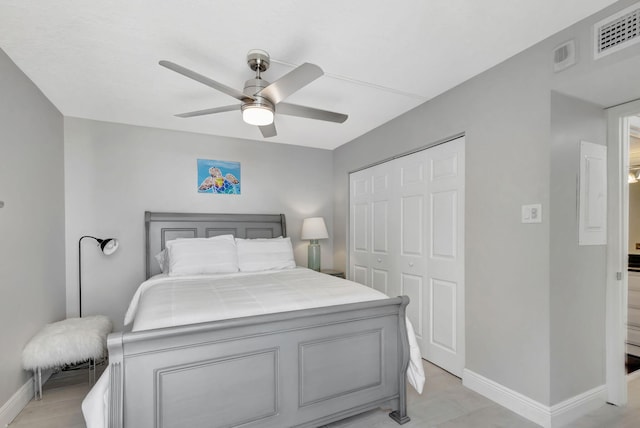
333;0;639;407
334;41;553;404
64;118;334;330
549;92;607;404
0;49;65;407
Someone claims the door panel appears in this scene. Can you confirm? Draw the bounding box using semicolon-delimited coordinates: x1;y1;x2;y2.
350;170;370;285
431;191;457;259
402;273;423;339
396;154;426;307
372;269;389;295
424;137;465;376
430;278;456;351
371;164;393;294
400;159;425;186
431;151;458;179
372;201;389;253
401;195;424;256
352;265;368;286
353;203;369;252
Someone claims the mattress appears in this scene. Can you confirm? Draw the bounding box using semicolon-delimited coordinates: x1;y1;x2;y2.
127;267;396;330
83;268;425;428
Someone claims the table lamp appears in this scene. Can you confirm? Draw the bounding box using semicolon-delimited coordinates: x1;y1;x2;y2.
301;217;328;271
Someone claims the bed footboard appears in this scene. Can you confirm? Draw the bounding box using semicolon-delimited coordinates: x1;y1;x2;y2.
107;296;411;428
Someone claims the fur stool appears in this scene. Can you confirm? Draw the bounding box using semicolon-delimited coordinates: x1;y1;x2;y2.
22;316;112;399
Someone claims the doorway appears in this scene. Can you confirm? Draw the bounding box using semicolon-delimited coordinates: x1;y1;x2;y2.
627;114;640;376
606;100;640;406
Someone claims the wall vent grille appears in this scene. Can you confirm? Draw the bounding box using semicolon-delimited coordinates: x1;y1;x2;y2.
553;40;576;72
594;3;640;59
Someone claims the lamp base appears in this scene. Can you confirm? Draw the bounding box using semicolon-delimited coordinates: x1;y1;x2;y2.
307;240;321;271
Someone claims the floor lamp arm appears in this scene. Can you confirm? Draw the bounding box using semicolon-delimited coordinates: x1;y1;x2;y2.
78;235;99;318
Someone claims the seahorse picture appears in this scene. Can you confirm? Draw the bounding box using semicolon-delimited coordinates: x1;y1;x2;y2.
197;159;241;194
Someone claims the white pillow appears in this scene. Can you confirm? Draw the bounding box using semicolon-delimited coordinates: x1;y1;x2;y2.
165;235;239;276
236;237;296;272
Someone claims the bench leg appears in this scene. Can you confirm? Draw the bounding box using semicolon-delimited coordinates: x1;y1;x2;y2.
89;358;95;385
33;368;42;401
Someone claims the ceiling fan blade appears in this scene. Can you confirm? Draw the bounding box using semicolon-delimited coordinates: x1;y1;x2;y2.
175;104;240;118
277;102;348;123
159;60;254;102
259;122;277;138
256;63;323;104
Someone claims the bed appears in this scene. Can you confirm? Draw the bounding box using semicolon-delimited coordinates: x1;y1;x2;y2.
84;212;424;428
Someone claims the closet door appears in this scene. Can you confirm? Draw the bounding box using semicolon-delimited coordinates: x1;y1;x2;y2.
423;136;465;376
349;136;465;377
349;163;392;295
396;153;428;357
349;168;371;286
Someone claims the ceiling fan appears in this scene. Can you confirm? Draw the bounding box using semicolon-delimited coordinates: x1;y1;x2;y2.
159;50;348;138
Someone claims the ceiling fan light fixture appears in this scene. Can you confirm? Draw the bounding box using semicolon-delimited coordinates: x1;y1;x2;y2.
242;105;274;126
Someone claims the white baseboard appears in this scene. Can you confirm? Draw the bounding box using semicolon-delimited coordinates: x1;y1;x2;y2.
0;379;32;427
0;371;52;427
549;384;607;427
462;369;607;428
462;369;550;427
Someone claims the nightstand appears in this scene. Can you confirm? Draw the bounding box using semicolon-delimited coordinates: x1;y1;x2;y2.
321;269;345;279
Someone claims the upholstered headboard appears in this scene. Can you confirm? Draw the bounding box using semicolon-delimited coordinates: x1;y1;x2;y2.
144;211;287;278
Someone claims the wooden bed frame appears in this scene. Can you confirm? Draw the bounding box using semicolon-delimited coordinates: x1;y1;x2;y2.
106;212;411;427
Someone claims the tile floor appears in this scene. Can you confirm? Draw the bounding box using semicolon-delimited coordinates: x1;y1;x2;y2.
9;360;640;427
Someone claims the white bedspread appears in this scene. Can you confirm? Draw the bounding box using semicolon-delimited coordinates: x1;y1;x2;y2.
83;268;425;428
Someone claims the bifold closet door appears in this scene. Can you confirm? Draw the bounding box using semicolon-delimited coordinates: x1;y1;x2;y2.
423;137;465;377
349;136;465;377
350;162;393;295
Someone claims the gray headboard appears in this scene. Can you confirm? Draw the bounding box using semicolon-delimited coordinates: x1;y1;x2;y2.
145;211;287;278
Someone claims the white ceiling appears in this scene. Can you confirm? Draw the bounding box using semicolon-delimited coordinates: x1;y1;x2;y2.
0;0;619;150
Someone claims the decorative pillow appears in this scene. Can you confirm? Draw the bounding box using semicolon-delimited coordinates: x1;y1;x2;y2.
154;249;169;273
165;235;239;276
236;237;296;272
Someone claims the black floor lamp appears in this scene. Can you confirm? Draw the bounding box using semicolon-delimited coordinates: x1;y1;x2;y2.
78;235;119;317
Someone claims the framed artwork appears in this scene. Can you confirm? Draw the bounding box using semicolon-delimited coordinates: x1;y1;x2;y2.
197;159;241;194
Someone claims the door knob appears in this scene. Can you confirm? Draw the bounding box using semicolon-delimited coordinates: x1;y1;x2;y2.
377;258;382;263
409;262;414;267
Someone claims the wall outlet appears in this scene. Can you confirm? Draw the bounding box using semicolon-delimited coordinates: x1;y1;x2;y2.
522;204;542;224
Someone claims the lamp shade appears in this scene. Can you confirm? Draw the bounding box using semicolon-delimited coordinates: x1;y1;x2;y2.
99;238;119;255
301;217;328;240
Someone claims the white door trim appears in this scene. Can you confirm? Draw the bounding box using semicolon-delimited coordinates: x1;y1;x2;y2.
606;99;640;405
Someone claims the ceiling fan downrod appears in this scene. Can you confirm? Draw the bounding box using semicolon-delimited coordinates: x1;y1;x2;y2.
247;49;270;80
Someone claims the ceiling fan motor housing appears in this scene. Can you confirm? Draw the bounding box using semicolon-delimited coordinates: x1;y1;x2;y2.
242;78;274;112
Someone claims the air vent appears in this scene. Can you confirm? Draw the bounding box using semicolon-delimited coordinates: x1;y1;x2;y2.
553;40;576;72
594;2;640;59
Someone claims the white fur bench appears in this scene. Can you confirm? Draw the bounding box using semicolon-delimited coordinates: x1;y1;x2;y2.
22;316;112;399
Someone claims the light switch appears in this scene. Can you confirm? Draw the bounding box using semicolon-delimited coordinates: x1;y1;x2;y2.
522;204;542;224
